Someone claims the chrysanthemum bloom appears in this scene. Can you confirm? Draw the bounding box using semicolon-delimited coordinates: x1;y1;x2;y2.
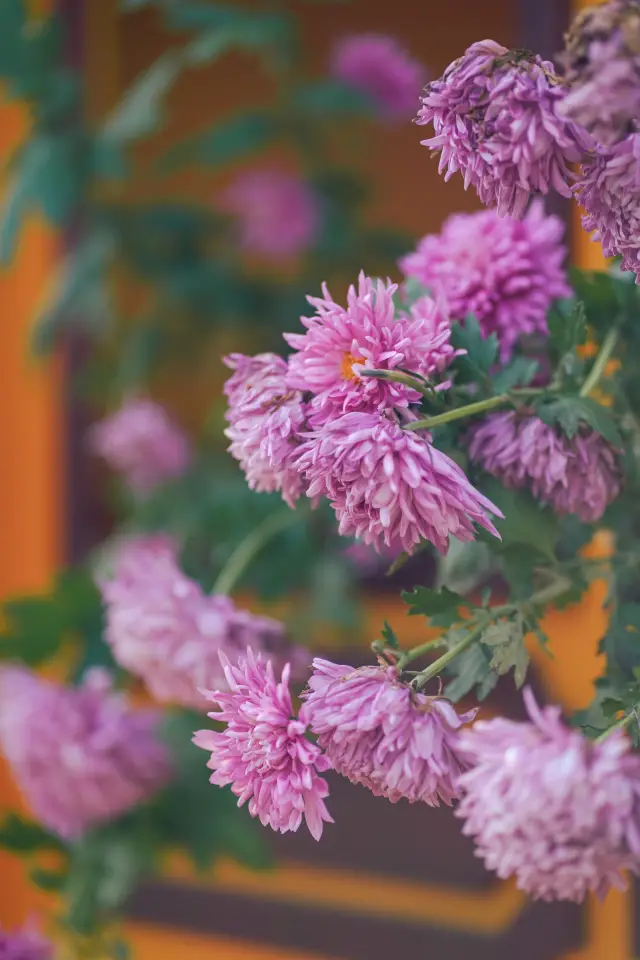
456;688;640;901
224;352;308;506
303;659;475;805
558;0;640;146
218;169;319;260
399;202;571;360
468;411;622;522
0;667;171;840
99;535;305;710
330;34;426;121
417;40;591;218
285;274;459;418
294;412;502;554
0;923;53;960
194;651;333;840
89;398;191;495
576;134;640;281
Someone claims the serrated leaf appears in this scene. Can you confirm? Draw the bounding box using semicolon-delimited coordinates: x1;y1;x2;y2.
444;643;497;702
547;299;587;358
380;620;400;650
402;586;465;623
477;478;558;561
483;617;529;688
450;316;498;380
535;395;622;447
492;357;539;393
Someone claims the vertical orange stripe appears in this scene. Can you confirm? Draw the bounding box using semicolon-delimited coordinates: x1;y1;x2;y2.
0;2;64;926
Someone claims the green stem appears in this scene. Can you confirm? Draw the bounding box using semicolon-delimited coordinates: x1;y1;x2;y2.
579;328;619;398
412;621;487;690
359;368;437;399
404;393;509;432
595;708;638;743
212;508;303;596
397;636;446;670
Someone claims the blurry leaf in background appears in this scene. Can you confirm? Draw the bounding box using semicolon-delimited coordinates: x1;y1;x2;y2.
157;112;278;171
444;642;497;703
292;79;375;116
535;395;623;447
436;537;496;597
0;814;65;854
450;316;498;384
102;52;182;144
476;478;558;562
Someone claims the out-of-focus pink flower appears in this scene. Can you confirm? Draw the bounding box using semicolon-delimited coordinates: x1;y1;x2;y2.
224;352;308;507
194;651;333;840
468;411;622;522
284;273;459;418
303;658;475;804
294;411;502;555
576;134;640;282
559;0;640;146
99;534;308;710
330;33;426;121
417;40;591;218
0;667;171;840
0;923;53;960
219;169;319;260
456;688;640;902
89;398;191;495
399;202;571;360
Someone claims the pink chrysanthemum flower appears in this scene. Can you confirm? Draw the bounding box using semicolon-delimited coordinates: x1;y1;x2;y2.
399;202;571;360
456;688;640;902
417;40;591;218
219;169;319;261
284;274;459;417
468;411;622;522
0;667;171;840
224;352;308;507
89;398;191;495
330;34;426;121
303;659;476;805
99;535;306;711
294;412;502;555
576;134;640;281
194;651;333;840
0;923;52;960
559;0;640;146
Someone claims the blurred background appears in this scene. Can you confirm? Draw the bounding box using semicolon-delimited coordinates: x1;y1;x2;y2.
0;0;630;958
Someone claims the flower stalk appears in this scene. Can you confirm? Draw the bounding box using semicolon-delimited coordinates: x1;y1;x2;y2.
213;507;305;596
579;327;619;398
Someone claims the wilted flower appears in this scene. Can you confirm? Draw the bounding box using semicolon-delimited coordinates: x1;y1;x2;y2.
303;659;475;804
576;134;640;281
330;33;426;121
559;0;640;146
224;352;309;507
468;411;622;522
294;412;502;554
194;651;333;840
399;202;571;360
0;667;171;840
417;40;591;217
219;169;319;260
456;688;640;902
99;535;306;710
284;273;458;418
0;923;52;960
89;398;191;495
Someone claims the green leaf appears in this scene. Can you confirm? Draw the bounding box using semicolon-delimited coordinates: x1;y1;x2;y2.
0;1;26;82
450;316;498;381
444;643;497;702
0;814;64;854
603;603;640;673
102;52;181;142
159;113;277;171
492;357;539;393
535;395;623;447
547;299;587;359
31;867;68;892
482;617;529;687
0;597;63;665
182;13;294;66
477;478;558;561
292;79;375;116
436;537;496;596
402;586;465;624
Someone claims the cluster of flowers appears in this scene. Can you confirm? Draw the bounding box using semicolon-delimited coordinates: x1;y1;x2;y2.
195;651;640;903
417;5;640;282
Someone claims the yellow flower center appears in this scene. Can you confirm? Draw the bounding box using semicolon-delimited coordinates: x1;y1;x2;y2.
340;352;365;382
